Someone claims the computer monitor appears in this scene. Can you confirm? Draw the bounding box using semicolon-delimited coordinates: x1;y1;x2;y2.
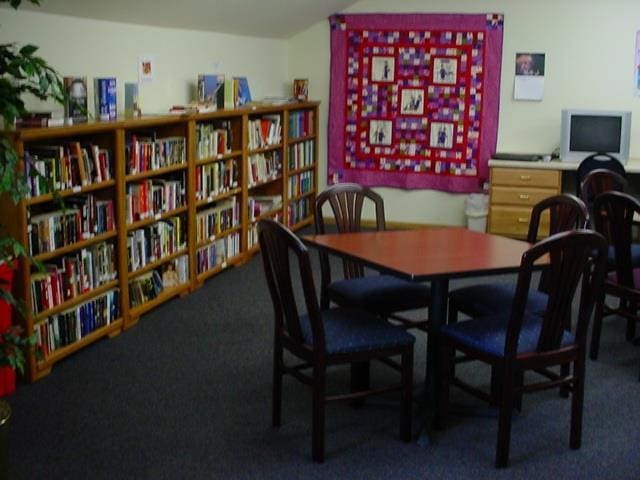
560;109;631;163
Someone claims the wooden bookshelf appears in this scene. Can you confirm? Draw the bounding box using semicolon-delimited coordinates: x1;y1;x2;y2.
1;101;319;382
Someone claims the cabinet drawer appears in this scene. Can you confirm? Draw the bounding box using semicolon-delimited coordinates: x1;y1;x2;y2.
490;186;557;207
491;167;561;188
489;206;550;238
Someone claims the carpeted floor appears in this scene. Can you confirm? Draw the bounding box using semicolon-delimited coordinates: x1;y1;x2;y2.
6;242;640;479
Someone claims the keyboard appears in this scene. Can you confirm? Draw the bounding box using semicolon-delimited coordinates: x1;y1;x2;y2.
493;152;546;161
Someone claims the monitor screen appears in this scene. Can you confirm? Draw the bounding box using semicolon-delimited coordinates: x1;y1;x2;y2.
570;115;622;153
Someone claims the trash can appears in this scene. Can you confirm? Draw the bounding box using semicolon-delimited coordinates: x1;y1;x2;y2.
465;193;489;232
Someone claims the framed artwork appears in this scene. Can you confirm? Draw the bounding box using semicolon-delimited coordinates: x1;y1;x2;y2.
400;88;425;115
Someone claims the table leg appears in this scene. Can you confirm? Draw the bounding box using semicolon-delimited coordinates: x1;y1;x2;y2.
417;278;448;447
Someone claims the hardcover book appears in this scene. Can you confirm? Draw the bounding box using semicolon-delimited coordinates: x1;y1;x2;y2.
124;83;140;118
64;76;88;123
94;77;117;121
197;74;223;109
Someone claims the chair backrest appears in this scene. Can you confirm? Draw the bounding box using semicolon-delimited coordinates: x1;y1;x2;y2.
579;168;628;211
527;194;589;243
314;184;386;305
576;153;626;195
506;230;607;358
258;218;325;353
593;191;640;289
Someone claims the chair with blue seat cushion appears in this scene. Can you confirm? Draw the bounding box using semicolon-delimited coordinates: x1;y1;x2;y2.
314;183;430;331
258;218;414;463
448;194;589;322
590;191;640;373
437;230;608;468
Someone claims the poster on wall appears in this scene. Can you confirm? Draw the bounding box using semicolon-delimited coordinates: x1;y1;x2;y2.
138;54;156;85
635;31;640;96
514;52;545;101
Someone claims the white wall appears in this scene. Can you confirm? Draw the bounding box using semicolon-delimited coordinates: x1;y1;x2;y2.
289;0;640;225
0;8;289;116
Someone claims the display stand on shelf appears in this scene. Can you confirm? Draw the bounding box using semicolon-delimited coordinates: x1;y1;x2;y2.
1;101;319;382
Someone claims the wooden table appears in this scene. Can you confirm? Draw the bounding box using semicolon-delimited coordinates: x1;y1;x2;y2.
302;227;532;431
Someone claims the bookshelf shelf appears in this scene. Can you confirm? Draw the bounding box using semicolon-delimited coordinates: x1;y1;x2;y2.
32;230;118;263
126;206;189;231
26;180;117;206
3;101;319;382
125;163;187;182
34;279;120;321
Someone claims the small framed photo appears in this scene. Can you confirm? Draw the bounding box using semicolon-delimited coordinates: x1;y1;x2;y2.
369;120;393;146
433;57;458;84
400;88;425;115
371;56;395;82
430;122;454;149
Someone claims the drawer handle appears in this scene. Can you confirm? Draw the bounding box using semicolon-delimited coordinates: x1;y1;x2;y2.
518;194;530;200
517;218;528;223
519;175;532;181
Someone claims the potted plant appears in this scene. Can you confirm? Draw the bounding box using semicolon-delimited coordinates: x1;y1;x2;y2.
0;0;65;474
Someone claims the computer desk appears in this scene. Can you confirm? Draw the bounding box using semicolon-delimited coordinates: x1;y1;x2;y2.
488;157;640;238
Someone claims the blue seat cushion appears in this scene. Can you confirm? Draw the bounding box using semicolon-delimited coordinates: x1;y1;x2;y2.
449;283;548;317
299;308;415;355
328;275;430;314
440;313;574;358
607;244;640;269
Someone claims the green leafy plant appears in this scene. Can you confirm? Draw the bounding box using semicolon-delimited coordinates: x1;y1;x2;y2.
0;0;65;373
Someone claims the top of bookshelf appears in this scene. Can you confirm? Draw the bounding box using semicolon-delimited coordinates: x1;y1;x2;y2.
5;101;320;141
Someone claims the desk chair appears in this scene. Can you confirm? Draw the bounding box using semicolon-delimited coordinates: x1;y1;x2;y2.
437;230;607;468
590;191;640;377
314;183;430;331
576;152;626;195
258;219;415;462
448;194;589;321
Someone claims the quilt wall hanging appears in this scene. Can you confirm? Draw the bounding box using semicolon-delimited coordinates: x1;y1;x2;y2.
328;13;504;193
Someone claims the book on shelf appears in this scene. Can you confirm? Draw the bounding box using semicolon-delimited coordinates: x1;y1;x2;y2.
94;77;117;121
293;78;309;101
223;77;234;110
233;77;252;108
197;74;225;109
63;76;88;123
124;83;141;118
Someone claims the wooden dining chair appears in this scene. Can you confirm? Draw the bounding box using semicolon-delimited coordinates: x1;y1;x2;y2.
314;183;430;331
590;191;640;375
437;230;608;468
257;218;415;462
448;194;589;322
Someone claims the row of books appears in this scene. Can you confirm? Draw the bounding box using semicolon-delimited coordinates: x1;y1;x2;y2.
196;232;241;274
287;170;314;198
287;197;312;227
127;216;186;272
125;134;186;175
126;177;186;223
248;151;282;187
288;140;315;171
29;197;115;255
248;195;282;221
35;289;120;359
25;143;113;196
288;110;315;139
195;159;239;200
31;241;117;314
196;198;240;243
248;115;281;150
247;212;282;250
196;121;233;159
128;255;189;307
